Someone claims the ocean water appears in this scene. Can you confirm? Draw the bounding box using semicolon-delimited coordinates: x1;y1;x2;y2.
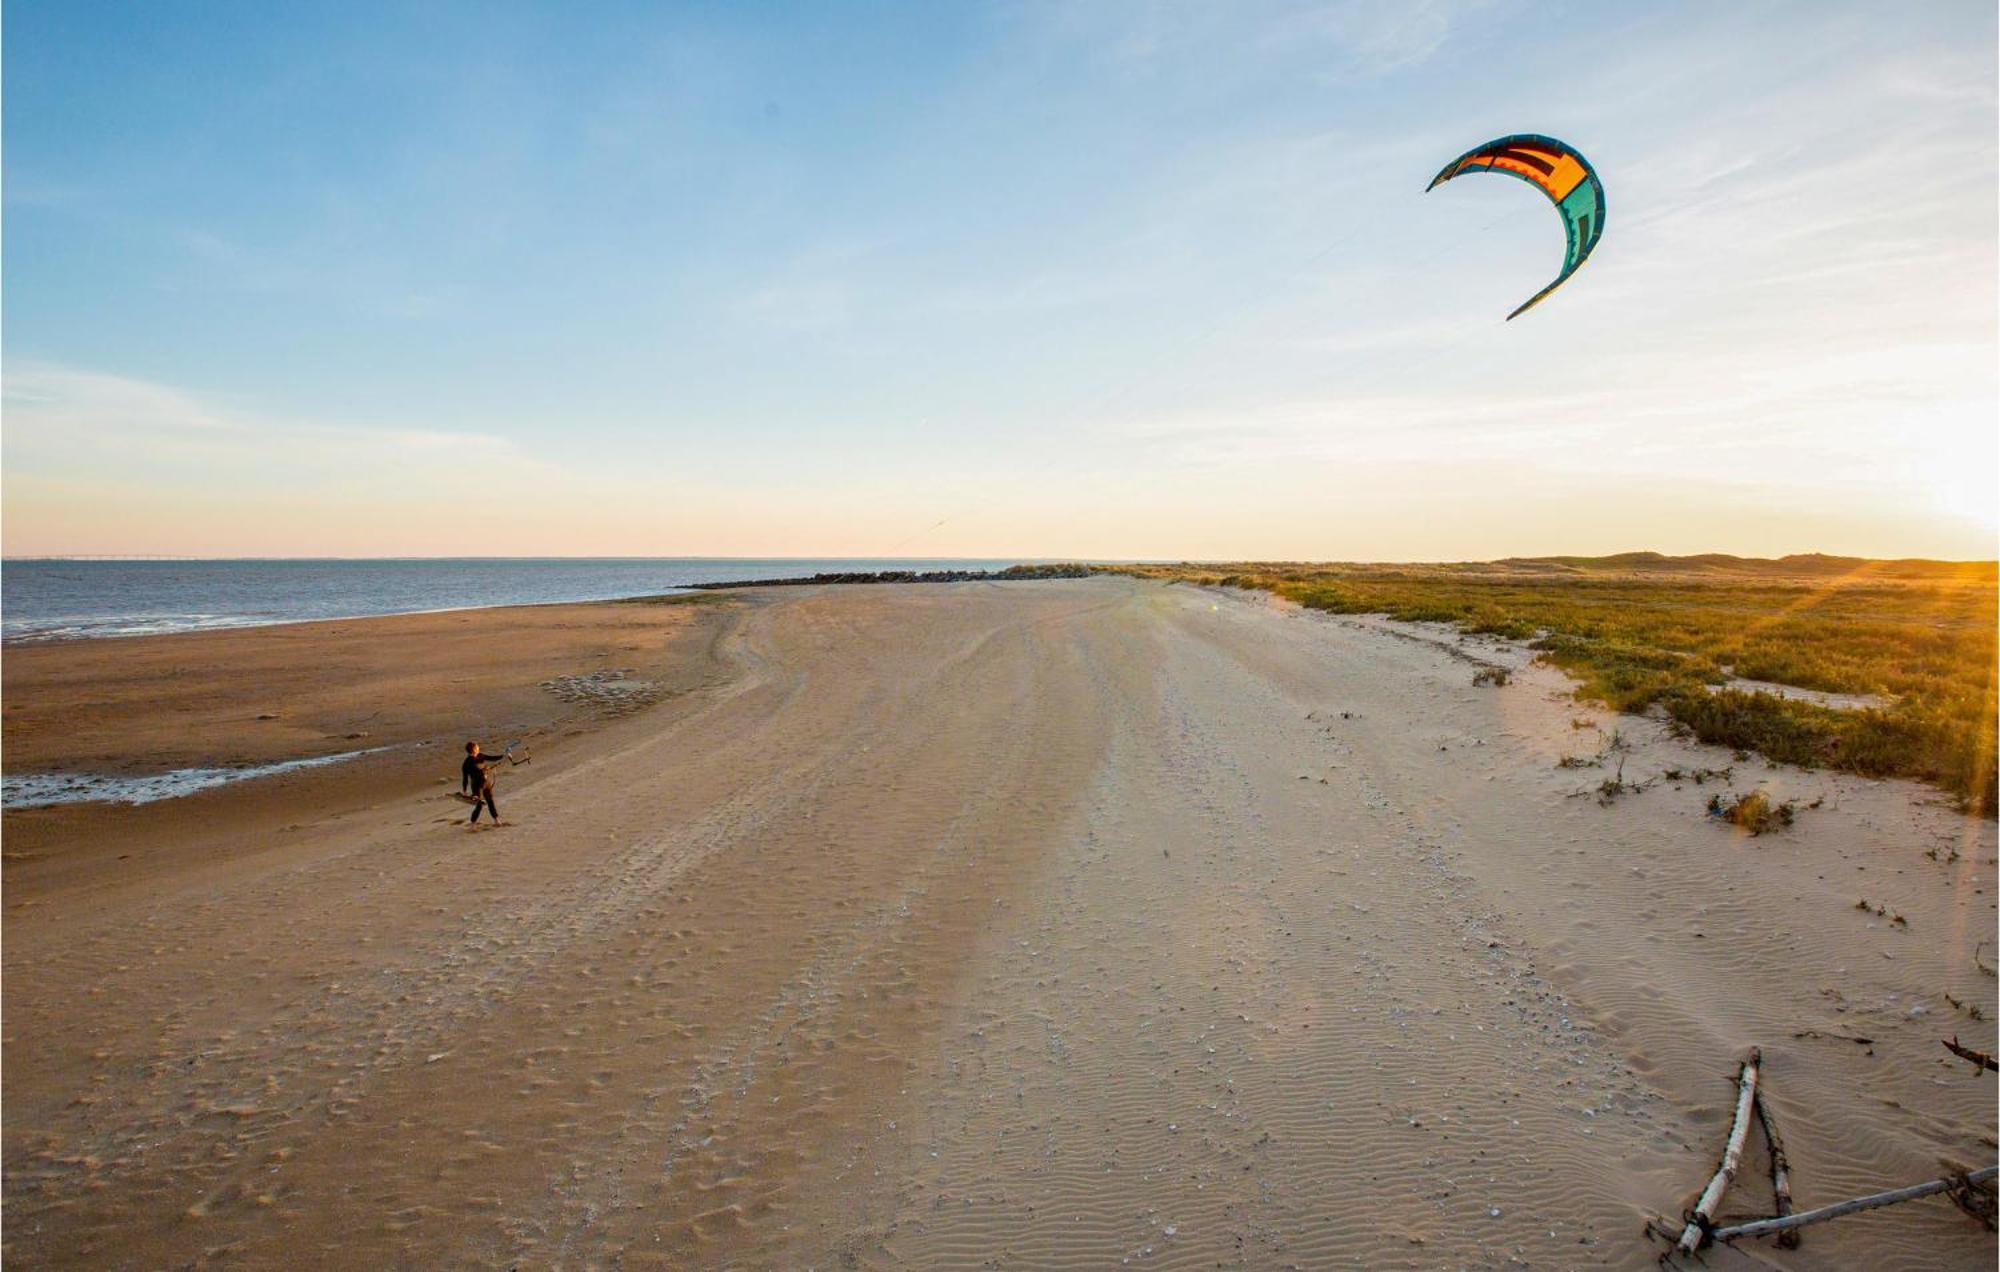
2;746;396;809
0;557;1035;643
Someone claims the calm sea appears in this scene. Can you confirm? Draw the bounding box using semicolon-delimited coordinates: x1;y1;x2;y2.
0;558;1038;643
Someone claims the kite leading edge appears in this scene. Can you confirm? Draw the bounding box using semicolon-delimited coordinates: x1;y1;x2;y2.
1427;133;1605;320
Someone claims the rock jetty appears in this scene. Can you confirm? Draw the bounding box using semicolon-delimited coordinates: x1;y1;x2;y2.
688;563;1098;590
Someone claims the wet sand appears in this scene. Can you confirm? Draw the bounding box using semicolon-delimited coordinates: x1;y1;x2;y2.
1;595;724;892
4;578;1994;1268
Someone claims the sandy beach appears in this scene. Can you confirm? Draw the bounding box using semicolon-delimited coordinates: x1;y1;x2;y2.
4;576;1994;1268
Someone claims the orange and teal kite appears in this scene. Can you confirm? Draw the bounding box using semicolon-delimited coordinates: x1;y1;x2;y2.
1427;134;1604;320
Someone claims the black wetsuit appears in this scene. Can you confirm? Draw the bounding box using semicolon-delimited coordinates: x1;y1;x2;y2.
461;752;503;822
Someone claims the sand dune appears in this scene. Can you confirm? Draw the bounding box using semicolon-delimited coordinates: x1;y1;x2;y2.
4;578;1994;1268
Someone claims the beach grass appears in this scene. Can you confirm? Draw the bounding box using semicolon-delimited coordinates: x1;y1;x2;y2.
1108;555;1998;815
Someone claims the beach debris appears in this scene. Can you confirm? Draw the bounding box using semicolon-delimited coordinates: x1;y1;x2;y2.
540;668;663;716
1943;993;1984;1020
1942;1037;1998;1072
1704;1165;1998;1247
1593;754;1655;805
1753;1090;1800;1248
1946;1162;1999;1230
1673;1046;1761;1255
1657;1046;1998;1258
1660;765;1732;786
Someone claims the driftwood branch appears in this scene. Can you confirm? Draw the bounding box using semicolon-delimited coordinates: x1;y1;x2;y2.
1753;1094;1799;1249
1711;1165;1999;1245
1676;1047;1761;1255
1942;1036;1997;1072
1946;1160;1999;1230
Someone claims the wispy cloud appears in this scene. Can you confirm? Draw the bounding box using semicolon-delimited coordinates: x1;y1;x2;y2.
0;364;584;555
1031;0;1489;78
0;362;966;558
1;363;544;478
1275;0;1491;77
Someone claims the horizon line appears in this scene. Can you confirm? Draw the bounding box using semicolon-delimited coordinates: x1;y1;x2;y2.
5;551;1995;566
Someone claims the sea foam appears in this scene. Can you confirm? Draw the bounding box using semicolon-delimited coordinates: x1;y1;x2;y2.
2;746;394;809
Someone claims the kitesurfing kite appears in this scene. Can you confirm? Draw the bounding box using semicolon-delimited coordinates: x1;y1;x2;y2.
1427;134;1604;319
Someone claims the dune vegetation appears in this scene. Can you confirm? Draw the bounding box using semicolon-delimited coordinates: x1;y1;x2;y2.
1107;554;1998;815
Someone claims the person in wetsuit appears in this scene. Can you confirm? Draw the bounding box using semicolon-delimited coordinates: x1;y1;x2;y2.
461;741;510;825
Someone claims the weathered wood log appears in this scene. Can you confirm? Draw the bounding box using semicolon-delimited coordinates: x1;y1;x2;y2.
1752;1093;1799;1248
1945;1159;1999;1230
1676;1047;1762;1254
1942;1036;1997;1072
1711;1165;1998;1245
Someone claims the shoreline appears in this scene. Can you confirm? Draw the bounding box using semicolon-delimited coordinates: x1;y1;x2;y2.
1;744;399;809
1;557;1059;645
1;590;750;904
0;593;702;646
0;569;1090;797
0;591;738;786
2;566;1098;647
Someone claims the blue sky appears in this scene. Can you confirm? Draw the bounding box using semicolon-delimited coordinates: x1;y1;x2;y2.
5;1;1995;558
